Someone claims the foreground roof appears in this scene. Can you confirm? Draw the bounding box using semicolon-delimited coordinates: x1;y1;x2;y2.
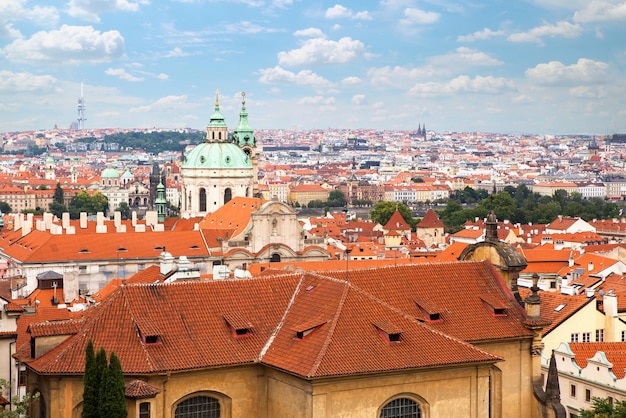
27;261;529;378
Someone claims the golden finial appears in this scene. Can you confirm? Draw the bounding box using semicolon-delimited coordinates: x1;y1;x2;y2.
214;88;220;107
241;91;246;105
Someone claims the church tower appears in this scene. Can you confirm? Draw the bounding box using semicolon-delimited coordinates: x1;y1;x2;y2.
180;90;255;218
232;92;259;196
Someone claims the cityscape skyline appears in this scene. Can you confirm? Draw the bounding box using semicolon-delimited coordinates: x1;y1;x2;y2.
1;0;625;135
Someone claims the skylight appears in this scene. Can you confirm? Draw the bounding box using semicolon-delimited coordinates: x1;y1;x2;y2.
554;303;566;312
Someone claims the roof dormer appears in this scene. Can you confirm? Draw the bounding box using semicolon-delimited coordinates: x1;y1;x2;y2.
292;318;327;340
414;297;441;322
480;295;507;316
373;320;402;343
223;312;253;338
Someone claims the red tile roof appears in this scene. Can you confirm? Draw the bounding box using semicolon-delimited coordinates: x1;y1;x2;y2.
26;262;521;378
569;342;626;379
416;208;444;229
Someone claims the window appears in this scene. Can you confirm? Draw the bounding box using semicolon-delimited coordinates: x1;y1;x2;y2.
380;397;422;418
175;396;220;418
585;389;591;402
570;384;576;398
139;402;150;418
596;329;605;342
199;188;207;212
571;333;579;343
583;332;591;343
622;331;626;342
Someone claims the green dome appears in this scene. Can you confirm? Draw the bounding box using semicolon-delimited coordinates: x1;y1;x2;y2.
182;142;252;169
101;167;120;178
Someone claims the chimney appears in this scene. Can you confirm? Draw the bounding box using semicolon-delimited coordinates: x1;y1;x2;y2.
558;215;563;223
604;293;618;318
588;261;594;272
80;212;87;229
160;251;175;275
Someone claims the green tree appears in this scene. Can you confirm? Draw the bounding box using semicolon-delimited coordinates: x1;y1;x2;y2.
53;182;64;204
0;202;10;213
327;190;347;207
370;201;416;229
580;396;626;417
0;378;39;418
82;340;99;418
69;191;109;218
99;353;127;418
115;202;131;220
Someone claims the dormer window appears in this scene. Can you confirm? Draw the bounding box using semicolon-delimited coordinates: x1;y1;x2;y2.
223;313;253;338
292;319;327;340
414;297;441;322
373;320;402;343
480;295;507;316
144;335;158;345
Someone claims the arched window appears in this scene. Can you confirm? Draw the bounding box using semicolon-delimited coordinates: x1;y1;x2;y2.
224;188;232;205
270;253;281;263
199;188;207;212
175;395;220;418
379;397;422;418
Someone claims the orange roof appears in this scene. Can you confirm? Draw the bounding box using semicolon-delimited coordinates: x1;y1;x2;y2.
28;263;511;377
383;210;411;231
416;208;444;229
569;343;626;379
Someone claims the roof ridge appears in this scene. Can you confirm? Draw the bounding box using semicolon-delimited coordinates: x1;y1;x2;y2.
307;279;351;377
120;286;158;371
258;273;305;361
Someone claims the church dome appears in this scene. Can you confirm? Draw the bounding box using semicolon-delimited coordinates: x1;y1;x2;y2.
182;142;252;170
101;166;120;179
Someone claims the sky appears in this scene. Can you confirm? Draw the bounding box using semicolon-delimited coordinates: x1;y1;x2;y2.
1;0;625;135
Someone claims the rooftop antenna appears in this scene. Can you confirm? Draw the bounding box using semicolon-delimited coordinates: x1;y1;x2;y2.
77;79;86;130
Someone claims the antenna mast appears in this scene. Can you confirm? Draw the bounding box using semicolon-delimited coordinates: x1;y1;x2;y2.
77;79;86;130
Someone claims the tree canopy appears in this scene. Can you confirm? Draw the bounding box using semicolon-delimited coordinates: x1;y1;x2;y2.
370;201;417;229
438;185;621;233
580;397;626;417
69;191;108;219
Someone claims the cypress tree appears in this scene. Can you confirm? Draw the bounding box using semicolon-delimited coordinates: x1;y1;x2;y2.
82;340;99;418
100;352;127;418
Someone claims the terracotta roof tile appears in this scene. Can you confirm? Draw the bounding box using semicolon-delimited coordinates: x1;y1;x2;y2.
125;379;162;399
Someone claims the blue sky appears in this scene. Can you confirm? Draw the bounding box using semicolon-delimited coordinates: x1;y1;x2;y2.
1;0;625;134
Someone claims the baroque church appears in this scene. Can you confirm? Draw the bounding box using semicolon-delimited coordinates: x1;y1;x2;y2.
180;91;258;217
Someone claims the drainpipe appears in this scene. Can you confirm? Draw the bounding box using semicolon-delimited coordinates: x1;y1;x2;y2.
8;340;14;412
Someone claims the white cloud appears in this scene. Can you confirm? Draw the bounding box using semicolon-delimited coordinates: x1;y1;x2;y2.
457;28;504;42
105;68;144;82
408;75;515;97
297;96;335;105
165;47;190;57
351;94;366;105
258;66;332;87
574;1;626;22
0;70;58;93
569;85;605;98
430;47;503;67
130;95;189;113
507;21;582;45
157;73;169;80
294;28;326;38
342;76;362;86
278;37;368;66
68;0;150;23
525;58;609;85
1;25;125;65
0;0;59;38
400;8;440;25
368;65;438;88
325;4;372;20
